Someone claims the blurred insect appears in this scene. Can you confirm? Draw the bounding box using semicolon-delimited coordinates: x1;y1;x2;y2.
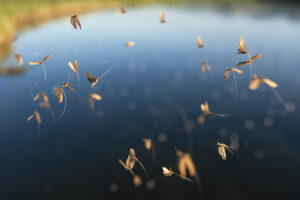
53;88;64;103
201;62;211;73
201;101;227;117
71;15;81;30
197;115;205;125
89;93;102;109
68;60;78;74
160;11;166;23
33;92;50;109
27;111;42;125
119;155;135;176
125;41;135;47
216;142;234;160
236;54;262;67
28;54;52;66
197;36;204;48
224;67;243;80
176;150;196;179
14;54;23;65
129;148;148;176
86;67;113;87
237;36;248;54
133;175;142;187
61;82;77;93
118;5;126;14
249;74;278;90
142;138;152;151
162;166;193;182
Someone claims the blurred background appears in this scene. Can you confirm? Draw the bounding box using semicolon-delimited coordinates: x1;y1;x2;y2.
1;0;300;200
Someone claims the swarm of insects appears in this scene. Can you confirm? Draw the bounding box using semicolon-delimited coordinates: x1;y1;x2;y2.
71;15;81;30
237;36;248;54
14;54;23;65
160;11;166;23
216;142;234;160
224;67;243;80
197;36;204;48
249;74;278;90
236;54;262;67
28;54;52;66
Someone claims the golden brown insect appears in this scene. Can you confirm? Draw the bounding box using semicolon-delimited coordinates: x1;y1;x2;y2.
88;93;102;109
249;74;278;90
176;150;196;179
162;166;193;182
201;62;211;73
125;41;135;47
197;115;205;125
15;54;23;65
237;36;248;54
119;155;135;176
68;60;78;74
224;67;243;80
118;5;127;14
236;54;262;67
34;92;50;109
160;11;166;23
197;37;204;48
27;111;42;125
61;82;77;93
86;67;113;87
129;148;148;176
216;142;234;160
28;54;52;65
71;15;81;30
142;138;152;151
133;175;142;187
53;88;64;103
200;101;211;115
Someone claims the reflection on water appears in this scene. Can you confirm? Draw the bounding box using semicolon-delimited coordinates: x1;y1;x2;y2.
1;3;300;200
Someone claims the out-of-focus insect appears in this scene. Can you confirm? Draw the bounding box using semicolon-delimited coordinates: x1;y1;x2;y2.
125;41;135;47
129;148;148;176
237;36;248;54
119;155;135;176
71;15;81;30
224;67;243;80
33;92;50;109
176;150;196;179
162;166;193;182
86;67;113;87
160;11;166;23
28;54;52;65
133;175;142;187
236;54;262;67
201;101;227;117
197;36;204;48
142;138;152;151
249;74;278;90
88;93;102;109
15;54;23;65
216;142;234;160
197;115;205;125
201;62;211;73
68;60;78;74
27;111;42;125
61;82;77;93
118;5;126;14
53;88;64;103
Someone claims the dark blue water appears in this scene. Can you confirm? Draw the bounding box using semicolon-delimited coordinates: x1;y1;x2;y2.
1;4;300;200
